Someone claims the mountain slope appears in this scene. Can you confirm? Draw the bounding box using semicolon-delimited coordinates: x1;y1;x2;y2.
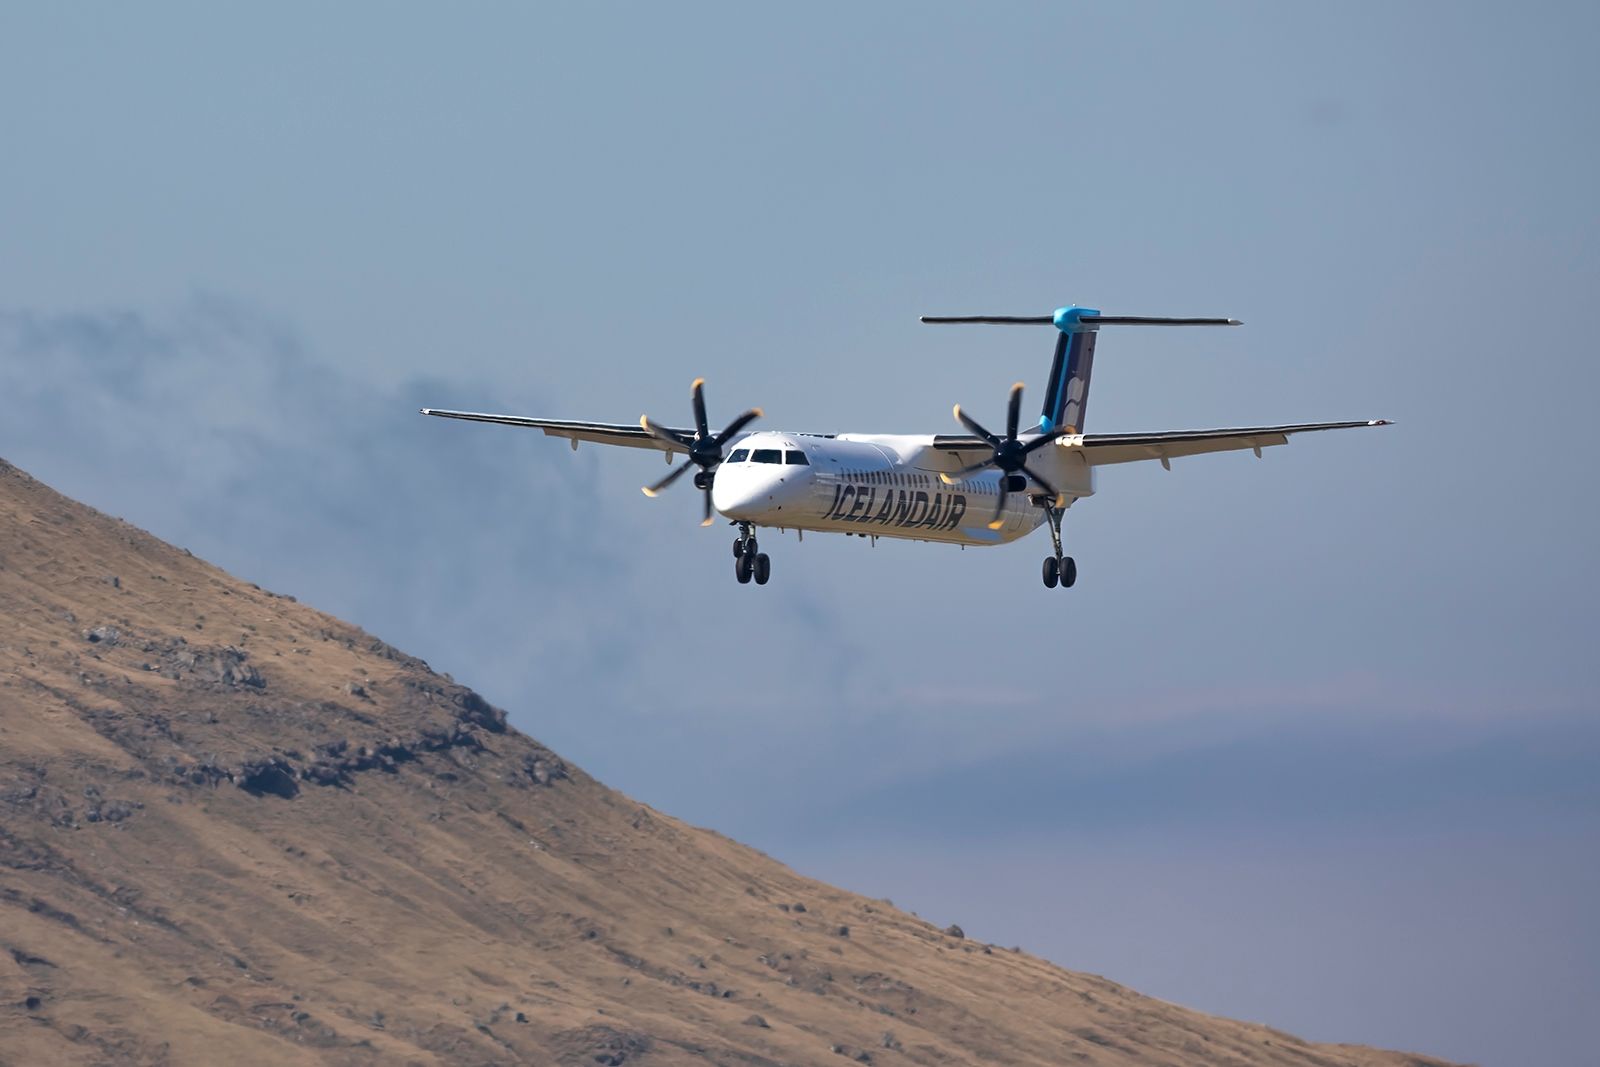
0;457;1460;1067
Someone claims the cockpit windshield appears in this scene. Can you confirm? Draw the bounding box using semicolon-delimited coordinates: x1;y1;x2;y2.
784;450;809;465
727;448;750;463
752;449;782;464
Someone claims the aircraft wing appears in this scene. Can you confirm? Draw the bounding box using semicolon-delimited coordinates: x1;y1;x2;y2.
1076;419;1390;466
420;409;694;454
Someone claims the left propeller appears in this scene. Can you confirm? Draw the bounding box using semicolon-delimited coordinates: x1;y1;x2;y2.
940;382;1072;530
640;378;763;526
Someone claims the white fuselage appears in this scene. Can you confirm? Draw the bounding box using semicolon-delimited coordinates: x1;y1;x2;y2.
710;431;1095;546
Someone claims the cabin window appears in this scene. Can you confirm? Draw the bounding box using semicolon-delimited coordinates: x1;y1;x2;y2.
784;450;809;466
753;449;782;464
728;449;750;463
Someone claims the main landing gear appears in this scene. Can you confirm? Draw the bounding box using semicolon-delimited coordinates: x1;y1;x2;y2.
1038;502;1077;590
733;523;771;586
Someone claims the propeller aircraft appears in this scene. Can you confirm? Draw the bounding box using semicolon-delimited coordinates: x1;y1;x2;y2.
422;306;1388;588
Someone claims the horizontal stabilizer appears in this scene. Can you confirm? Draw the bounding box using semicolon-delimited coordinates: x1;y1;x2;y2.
921;315;1055;325
921;314;1240;327
1080;316;1240;326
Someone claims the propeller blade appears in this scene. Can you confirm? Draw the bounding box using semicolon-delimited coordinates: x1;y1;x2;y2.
700;487;715;526
640;415;690;450
642;460;694;497
986;484;1009;531
954;405;1001;447
713;407;764;447
939;459;995;485
1021;463;1063;505
1005;382;1024;440
690;378;710;439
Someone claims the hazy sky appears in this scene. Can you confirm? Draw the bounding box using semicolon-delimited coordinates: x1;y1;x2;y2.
3;5;1597;1065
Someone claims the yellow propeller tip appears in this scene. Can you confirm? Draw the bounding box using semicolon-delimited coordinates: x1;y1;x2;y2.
952;404;963;419
700;517;715;527
938;473;954;485
691;377;705;390
639;415;651;429
641;487;657;498
1012;381;1025;392
987;519;1005;531
753;408;765;417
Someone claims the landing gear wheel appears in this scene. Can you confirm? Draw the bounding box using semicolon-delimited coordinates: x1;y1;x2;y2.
754;553;771;585
1042;556;1059;589
735;553;753;584
734;523;758;562
1060;556;1077;588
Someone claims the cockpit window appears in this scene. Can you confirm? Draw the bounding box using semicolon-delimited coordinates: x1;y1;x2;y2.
727;448;750;463
784;450;809;466
752;449;782;464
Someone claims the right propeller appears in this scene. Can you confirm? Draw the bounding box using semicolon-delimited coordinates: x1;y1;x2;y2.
940;382;1071;530
638;377;762;527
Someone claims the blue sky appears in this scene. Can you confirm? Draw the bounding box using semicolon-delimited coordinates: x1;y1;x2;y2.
3;5;1597;1065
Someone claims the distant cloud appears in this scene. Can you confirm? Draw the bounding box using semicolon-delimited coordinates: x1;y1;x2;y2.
0;298;916;796
0;296;829;721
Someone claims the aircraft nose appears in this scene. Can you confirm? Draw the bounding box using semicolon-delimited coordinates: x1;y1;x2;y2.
713;463;810;519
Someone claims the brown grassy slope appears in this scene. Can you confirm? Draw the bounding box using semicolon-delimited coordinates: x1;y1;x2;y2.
0;458;1463;1067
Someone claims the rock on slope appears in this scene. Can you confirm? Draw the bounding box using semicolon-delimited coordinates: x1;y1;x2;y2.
0;458;1461;1067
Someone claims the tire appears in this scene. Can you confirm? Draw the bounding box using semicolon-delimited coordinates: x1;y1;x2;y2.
754;553;771;585
733;538;745;558
1060;556;1077;588
735;553;753;584
1042;556;1059;589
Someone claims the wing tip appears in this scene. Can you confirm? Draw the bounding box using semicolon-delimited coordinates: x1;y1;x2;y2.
1370;418;1393;426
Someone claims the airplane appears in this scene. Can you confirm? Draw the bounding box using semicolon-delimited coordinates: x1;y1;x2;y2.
421;305;1388;589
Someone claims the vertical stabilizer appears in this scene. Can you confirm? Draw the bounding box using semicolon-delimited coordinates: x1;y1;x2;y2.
1039;306;1099;434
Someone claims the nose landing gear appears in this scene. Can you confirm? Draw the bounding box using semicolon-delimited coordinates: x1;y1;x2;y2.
733;523;771;586
1039;502;1076;590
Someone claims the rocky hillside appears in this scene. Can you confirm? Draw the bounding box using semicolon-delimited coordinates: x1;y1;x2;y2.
0;458;1461;1066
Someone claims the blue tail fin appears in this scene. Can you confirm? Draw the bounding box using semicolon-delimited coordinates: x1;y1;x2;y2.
1039;307;1100;434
